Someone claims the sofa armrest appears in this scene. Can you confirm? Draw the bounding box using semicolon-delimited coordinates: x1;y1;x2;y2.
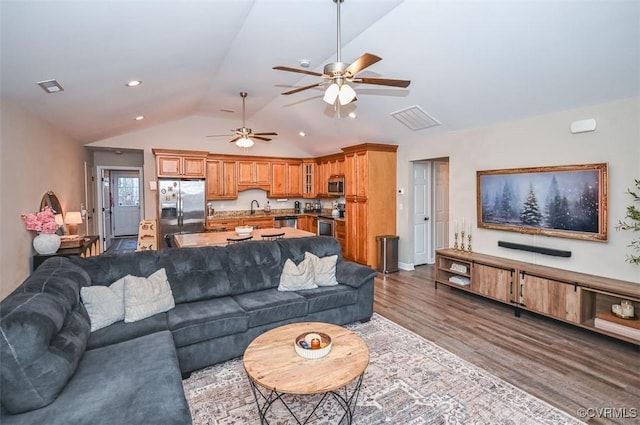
335;261;377;289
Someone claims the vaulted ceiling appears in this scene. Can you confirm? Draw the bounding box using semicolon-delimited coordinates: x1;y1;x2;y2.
1;0;638;156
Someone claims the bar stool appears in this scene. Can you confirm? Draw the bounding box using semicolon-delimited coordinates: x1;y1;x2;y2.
261;232;285;240
227;235;253;245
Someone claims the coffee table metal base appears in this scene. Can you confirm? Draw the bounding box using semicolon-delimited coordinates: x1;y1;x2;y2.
247;374;365;425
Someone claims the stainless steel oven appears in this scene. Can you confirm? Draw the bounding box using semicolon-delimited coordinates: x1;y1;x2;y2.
317;216;335;237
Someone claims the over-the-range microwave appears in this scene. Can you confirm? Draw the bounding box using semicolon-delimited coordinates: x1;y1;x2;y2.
327;175;345;196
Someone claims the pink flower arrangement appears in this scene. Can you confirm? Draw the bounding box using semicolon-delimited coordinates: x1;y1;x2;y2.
21;206;59;234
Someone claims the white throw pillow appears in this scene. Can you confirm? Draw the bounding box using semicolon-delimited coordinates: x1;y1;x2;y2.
305;252;339;287
80;276;127;332
123;268;175;323
278;258;317;291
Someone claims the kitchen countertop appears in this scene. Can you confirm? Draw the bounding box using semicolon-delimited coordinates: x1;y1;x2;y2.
173;227;315;248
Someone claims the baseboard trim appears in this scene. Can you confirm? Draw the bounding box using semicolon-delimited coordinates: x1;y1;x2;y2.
399;262;415;271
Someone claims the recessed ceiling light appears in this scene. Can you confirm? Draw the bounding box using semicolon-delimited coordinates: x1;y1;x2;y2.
299;59;311;68
37;79;64;94
134;115;144;121
299;131;306;137
126;80;142;87
348;112;357;119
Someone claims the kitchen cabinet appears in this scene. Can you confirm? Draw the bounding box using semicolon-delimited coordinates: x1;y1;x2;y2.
242;216;275;229
435;249;640;345
238;160;270;189
335;219;346;253
206;159;238;200
153;149;208;178
205;218;242;232
302;160;316;198
315;154;344;198
270;161;302;197
343;143;397;267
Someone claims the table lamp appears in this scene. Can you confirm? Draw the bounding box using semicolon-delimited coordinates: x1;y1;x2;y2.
65;211;83;235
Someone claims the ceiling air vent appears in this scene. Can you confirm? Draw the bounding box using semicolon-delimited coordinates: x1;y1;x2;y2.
37;79;64;94
390;105;440;131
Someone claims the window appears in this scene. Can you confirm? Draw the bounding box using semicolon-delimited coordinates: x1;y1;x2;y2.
116;177;140;207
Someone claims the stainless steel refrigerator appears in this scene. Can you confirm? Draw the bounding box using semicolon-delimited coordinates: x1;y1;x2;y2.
158;179;205;248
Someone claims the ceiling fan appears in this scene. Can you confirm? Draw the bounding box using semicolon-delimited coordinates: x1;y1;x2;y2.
273;0;410;106
207;92;277;148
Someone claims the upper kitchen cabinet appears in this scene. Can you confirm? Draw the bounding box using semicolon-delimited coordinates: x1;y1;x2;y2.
238;160;270;190
153;149;208;178
206;159;238;200
315;153;345;197
302;159;316;199
270;160;302;198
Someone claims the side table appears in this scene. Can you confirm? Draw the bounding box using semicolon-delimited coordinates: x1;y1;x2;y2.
32;235;101;271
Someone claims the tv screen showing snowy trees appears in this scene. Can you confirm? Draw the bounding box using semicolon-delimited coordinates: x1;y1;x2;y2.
477;163;608;241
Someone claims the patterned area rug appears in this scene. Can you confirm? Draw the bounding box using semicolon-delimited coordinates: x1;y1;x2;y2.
183;313;584;425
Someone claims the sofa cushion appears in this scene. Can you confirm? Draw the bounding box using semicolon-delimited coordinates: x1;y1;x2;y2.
158;246;233;303
69;250;160;286
0;258;91;414
226;241;284;294
277;258;317;291
0;331;191;425
123;269;175;323
167;297;249;347
232;288;308;327
296;285;359;313
80;276;126;332
85;313;169;350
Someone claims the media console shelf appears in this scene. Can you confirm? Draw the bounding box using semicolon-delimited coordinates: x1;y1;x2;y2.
435;248;640;345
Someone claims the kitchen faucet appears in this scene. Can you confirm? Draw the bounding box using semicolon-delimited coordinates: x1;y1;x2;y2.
250;200;260;215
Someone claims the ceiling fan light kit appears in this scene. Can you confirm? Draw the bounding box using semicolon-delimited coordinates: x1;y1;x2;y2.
206;91;278;149
273;0;410;107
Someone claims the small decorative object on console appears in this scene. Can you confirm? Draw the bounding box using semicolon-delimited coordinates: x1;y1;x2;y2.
294;331;332;359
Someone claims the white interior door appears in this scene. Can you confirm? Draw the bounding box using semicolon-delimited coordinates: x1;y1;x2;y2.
413;162;431;265
101;169;113;251
112;171;141;236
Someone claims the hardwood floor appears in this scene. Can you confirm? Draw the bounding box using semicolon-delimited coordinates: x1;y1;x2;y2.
373;265;639;425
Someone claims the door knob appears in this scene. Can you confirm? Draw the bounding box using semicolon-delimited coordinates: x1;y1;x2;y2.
424;217;430;221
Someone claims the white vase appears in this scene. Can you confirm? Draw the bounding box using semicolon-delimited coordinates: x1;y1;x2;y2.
33;233;61;255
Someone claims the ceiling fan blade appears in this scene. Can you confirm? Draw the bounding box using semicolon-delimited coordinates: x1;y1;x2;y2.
206;134;233;138
353;77;411;88
253;132;278;136
273;66;323;77
229;136;242;143
282;82;324;95
344;53;382;77
253;136;273;142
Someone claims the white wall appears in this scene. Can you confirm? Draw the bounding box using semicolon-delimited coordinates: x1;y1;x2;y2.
397;97;640;283
0;98;87;299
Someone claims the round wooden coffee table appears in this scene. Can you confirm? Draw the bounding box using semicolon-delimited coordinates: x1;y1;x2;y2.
243;322;369;424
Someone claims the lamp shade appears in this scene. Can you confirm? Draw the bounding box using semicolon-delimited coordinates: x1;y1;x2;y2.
236;137;254;148
65;211;83;225
323;83;340;105
338;84;356;105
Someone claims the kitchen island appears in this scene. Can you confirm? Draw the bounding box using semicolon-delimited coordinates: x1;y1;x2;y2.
172;227;315;248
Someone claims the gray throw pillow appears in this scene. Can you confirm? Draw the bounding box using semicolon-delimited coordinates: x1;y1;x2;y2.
80;276;127;332
123;268;175;322
305;251;339;286
278;258;317;291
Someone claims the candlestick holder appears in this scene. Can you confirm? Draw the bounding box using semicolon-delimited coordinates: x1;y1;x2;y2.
460;230;466;252
467;233;472;252
453;232;459;251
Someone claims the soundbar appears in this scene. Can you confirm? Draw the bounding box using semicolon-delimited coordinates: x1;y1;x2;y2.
498;241;571;257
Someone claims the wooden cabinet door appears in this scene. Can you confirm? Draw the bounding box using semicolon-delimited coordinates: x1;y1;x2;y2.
520;273;581;323
287;163;302;196
157;155;182;177
255;161;270;185
206;160;221;198
242;217;274;229
345;199;368;264
238;161;254;185
354;151;368;197
220;161;238;198
302;162;316;198
298;215;309;232
270;163;287;196
335;220;346;253
182;157;206;177
471;263;513;303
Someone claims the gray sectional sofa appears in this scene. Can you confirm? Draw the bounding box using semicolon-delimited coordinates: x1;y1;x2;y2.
0;236;377;425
